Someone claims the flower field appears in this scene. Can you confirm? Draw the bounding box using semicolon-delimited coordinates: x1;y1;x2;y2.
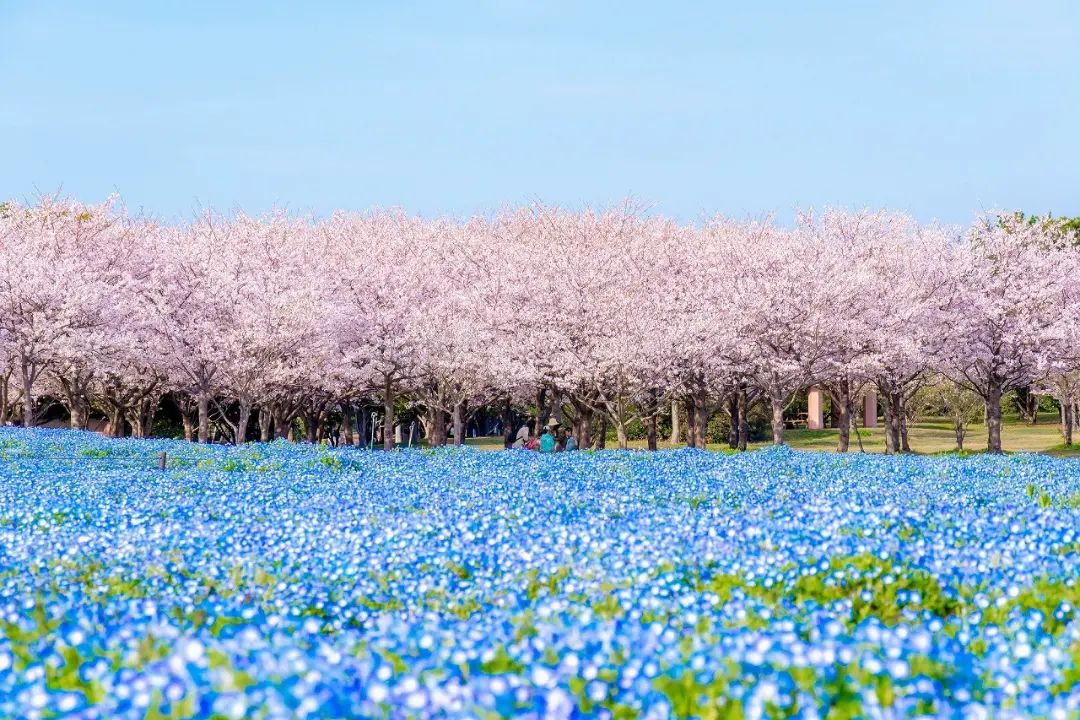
1;430;1078;719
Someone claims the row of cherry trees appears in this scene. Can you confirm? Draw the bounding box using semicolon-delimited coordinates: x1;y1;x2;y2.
1;196;1077;453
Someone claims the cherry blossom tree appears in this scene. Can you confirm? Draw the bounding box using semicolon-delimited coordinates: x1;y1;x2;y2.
5;191;1080;455
933;213;1077;453
407;217;503;446
0;196;129;427
325;210;432;450
797;210;891;452
664;219;740;449
1040;372;1080;447
140;217;238;442
209;212;329;443
726;219;836;445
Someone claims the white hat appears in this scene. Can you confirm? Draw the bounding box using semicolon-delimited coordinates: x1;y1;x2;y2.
546;417;559;427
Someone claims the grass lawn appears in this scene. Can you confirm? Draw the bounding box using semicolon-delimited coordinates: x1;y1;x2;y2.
463;412;1080;457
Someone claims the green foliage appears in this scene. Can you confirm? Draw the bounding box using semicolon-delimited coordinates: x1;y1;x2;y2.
613;413;672;441
1026;482;1080;510
917;375;983;449
479;644;524;675
705;405;770;445
446;560;472;581
317;452;343;470
1015;211;1080;248
654;663;744;719
524;566;570;601
79;447;110;458
151;415;187;440
791;554;962;626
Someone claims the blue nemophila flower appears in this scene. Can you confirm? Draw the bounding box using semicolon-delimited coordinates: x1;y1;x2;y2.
0;429;1078;717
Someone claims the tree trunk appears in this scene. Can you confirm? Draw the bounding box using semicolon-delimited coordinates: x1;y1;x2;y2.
577;418;589;448
693;395;708;449
342;405;355;446
883;392;902;454
358;409;368;447
197;393;210;443
549;388;564;426
615;421;629;450
882;395;895;454
836;400;851;453
594;417;607;449
500;397;513;440
141;397;158;438
452;401;466;447
69;402;87;432
829;399;841;429
669;399;680;445
535;387;549;429
236;398;252;445
955;420;965;451
770;394;785;445
428;406;446;446
831;380;851;453
108;405;124;438
273;405;291;441
644;414;658;451
737;386;749;451
684;397;697;448
727;394;738;448
21;368;35;428
182;410;194;442
900;410;911;453
259;408;272;442
129;413;143;439
58;373;93;431
383;377;395;451
126;396;156;438
0;376;8;425
571;397;592;450
986;380;1003;453
1062;401;1074;448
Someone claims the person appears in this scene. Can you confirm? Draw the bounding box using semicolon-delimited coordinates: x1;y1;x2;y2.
526;435;540;451
514;420;533;449
564;429;577;451
539;427;556;453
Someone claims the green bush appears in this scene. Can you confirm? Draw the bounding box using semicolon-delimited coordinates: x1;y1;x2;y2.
706;405;770;444
604;414;673;442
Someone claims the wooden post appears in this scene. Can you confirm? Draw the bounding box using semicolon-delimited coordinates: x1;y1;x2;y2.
807;386;824;430
157;452;167;470
863;392;878;428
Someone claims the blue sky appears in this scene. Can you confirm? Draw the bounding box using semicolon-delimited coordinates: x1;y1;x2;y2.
3;1;1078;225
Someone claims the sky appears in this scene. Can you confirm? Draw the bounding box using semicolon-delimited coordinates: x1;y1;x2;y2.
3;1;1079;225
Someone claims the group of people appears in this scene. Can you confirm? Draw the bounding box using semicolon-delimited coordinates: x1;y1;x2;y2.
505;418;578;452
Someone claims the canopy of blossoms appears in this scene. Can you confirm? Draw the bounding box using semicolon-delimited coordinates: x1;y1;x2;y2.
1;197;1077;453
